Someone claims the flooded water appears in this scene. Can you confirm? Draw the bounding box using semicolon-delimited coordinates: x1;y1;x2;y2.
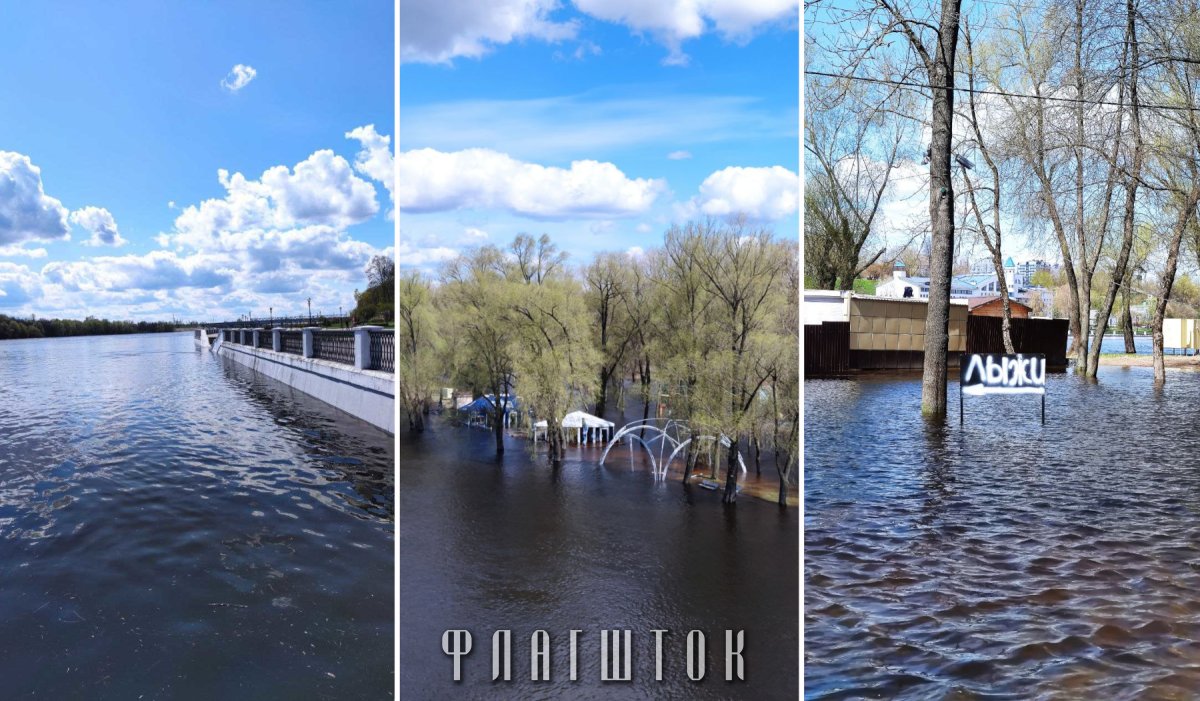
0;332;393;698
806;366;1200;699
399;410;799;699
1073;334;1152;354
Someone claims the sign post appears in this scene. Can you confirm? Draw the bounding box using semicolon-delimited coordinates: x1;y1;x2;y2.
959;353;1047;425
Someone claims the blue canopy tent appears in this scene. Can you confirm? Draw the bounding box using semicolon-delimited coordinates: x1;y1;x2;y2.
459;394;520;428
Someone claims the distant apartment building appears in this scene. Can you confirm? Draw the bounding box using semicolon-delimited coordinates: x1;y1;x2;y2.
971;257;1057;288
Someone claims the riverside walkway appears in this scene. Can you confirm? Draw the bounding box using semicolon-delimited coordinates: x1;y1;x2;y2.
195;325;394;433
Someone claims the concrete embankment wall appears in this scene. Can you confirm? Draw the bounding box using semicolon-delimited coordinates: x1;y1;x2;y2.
201;329;394;433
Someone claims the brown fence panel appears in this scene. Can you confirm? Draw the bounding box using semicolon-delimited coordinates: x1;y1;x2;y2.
966;316;1069;369
804;322;850;377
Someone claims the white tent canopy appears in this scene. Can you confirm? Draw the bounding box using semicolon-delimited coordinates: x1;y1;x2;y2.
532;411;615;444
534;411;614;429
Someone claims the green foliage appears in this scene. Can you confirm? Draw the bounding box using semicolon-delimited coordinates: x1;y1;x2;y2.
351;254;395;325
852;278;877;295
1029;269;1055;288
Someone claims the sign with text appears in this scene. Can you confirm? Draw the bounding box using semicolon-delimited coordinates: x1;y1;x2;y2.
960;353;1046;396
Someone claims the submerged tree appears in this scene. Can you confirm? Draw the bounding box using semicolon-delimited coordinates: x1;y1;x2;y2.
691;220;791;504
441;247;517;456
584;253;635;420
509;269;598;467
398;272;442;432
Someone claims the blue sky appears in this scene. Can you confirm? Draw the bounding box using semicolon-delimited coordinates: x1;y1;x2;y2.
0;1;393;321
399;0;799;270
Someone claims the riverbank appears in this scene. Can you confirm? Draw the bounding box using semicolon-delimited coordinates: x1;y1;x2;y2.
1098;353;1200;369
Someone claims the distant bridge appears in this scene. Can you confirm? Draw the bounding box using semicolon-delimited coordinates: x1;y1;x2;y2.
196;315;352;329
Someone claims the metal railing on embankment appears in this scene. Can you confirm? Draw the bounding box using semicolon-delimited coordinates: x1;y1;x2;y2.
280;330;303;355
312;330;355;365
368;330;394;373
211;326;395;373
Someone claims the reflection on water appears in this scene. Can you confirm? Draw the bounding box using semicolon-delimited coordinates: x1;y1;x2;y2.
0;332;392;698
806;367;1200;699
400;411;799;699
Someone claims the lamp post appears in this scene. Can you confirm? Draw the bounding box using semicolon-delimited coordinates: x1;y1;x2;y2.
307;297;312;325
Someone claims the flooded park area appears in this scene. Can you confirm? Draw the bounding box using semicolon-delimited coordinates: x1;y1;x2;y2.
805;366;1200;698
0;332;393;698
399;404;799;699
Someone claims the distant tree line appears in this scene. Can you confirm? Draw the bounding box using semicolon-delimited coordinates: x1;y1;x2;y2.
0;314;176;340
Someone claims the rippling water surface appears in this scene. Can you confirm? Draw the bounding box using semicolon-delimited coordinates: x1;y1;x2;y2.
0;332;393;698
806;367;1200;699
400;411;799;699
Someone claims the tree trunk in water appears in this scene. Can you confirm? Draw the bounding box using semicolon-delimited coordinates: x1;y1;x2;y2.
778;471;788;506
920;0;962;417
548;420;564;467
410;406;425;433
1151;186;1200;383
639;359;651;439
1086;0;1142;379
1123;280;1136;353
722;437;740;504
595;369;609;420
753;432;761;476
493;393;505;456
989;246;1015;353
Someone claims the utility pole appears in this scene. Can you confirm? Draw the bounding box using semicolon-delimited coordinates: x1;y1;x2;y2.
307;297;312;325
269;307;273;325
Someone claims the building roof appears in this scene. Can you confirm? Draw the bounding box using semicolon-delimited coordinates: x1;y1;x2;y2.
968;295;1032;312
1004;256;1016;267
952;274;997;288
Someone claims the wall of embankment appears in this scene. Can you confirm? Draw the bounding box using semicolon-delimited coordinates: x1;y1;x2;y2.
196;327;394;434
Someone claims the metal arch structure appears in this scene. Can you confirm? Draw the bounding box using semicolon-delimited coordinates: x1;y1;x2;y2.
600;418;747;481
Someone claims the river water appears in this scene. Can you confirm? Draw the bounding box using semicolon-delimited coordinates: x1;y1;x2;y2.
806;367;1200;699
0;332;393;698
399;410;799;699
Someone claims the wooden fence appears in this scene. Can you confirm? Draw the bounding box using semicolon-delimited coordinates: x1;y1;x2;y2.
966;316;1069;369
804;315;1069;376
804;322;850;376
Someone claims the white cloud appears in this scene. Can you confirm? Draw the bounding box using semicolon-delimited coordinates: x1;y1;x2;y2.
463;227;489;240
0;244;47;258
400;0;578;64
636;222;653;233
43;251;231;293
0;152;70;246
170;149;378;249
684;165;798;221
71;206;127;247
397;147;665;219
626;246;645;258
573;0;797;64
221;64;257;92
667;150;692;160
345;125;394;214
398;238;459;269
0;261;42;307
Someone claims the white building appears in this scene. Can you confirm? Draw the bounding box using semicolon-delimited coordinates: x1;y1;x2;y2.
876;261;1002;300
